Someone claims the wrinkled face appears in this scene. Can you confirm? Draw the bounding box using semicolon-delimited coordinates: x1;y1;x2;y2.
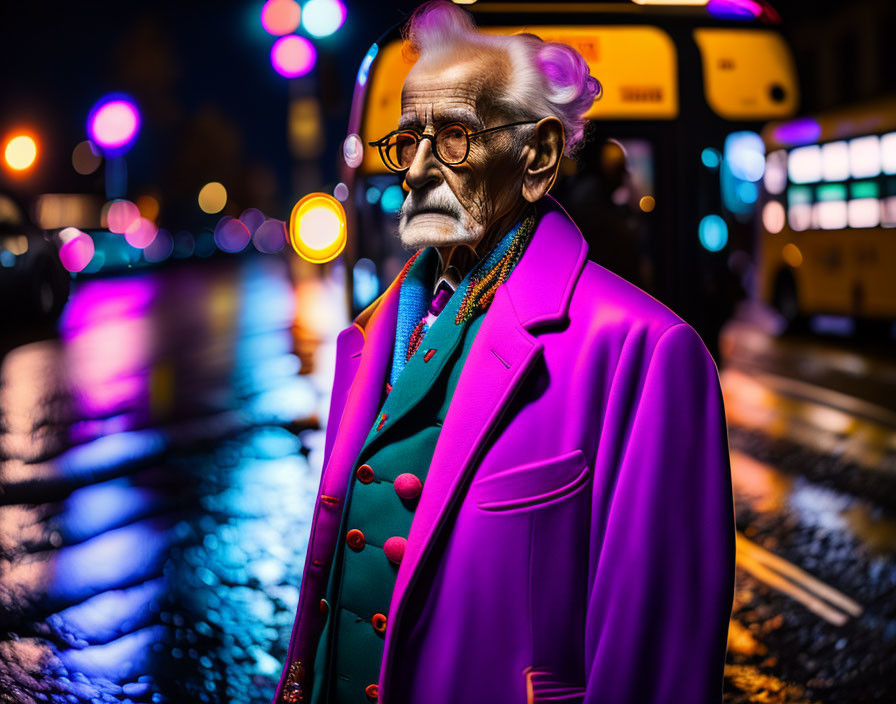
397;50;527;250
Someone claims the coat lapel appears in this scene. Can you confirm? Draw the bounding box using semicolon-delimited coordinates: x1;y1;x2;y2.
376;195;590;702
316;275;399;516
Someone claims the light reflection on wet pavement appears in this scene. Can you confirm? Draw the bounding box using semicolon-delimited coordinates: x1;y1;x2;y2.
723;367;896;702
0;256;337;704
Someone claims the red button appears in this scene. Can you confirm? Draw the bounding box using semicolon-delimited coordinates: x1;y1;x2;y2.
383;536;406;565
394;473;422;500
371;612;387;635
346;529;366;551
319;598;329;615
356;464;374;484
365;683;378;700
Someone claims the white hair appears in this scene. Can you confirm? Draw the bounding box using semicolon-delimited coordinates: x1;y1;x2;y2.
403;0;603;157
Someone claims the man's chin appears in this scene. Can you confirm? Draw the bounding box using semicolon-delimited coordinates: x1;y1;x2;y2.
398;213;480;249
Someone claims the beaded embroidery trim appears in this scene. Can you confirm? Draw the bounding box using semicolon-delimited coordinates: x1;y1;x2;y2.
407;317;428;362
454;213;536;325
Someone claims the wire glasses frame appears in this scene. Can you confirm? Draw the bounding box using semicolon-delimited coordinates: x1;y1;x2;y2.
368;120;539;174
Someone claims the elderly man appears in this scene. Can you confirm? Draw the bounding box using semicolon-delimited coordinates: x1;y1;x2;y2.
272;2;735;703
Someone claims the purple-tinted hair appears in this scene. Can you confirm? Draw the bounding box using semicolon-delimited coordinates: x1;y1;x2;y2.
402;0;602;157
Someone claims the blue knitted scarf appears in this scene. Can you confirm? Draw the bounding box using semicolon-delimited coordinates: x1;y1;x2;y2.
389;215;535;386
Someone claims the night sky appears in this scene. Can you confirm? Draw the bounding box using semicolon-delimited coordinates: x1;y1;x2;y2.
1;0;419;230
0;0;838;233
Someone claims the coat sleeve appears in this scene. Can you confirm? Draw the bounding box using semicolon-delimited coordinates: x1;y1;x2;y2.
584;322;736;704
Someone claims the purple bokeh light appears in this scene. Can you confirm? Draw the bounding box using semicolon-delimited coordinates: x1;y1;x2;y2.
87;94;141;156
214;217;252;253
270;35;317;78
253;218;287;254
239;208;266;236
773;117;822;147
706;0;762;20
143;228;173;262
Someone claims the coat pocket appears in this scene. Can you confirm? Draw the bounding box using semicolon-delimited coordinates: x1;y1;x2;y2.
471;449;591;513
524;666;586;703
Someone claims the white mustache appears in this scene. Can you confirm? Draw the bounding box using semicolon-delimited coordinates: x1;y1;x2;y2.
399;186;463;221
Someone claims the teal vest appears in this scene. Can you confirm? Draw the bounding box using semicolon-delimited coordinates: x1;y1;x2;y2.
309;215;536;704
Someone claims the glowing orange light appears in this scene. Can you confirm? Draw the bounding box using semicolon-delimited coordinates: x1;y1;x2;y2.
136;194;160;223
198;182;227;214
782;243;802;268
639;196;655;212
4;134;38;171
289;193;346;263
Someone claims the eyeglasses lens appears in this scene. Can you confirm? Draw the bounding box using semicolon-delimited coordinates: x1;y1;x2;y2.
381;125;470;171
384;132;418;171
436;125;468;164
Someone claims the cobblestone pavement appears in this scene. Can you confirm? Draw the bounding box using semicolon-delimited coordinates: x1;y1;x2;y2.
1;258;893;703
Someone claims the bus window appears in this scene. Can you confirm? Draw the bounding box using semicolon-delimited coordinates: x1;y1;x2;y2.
758;96;896;329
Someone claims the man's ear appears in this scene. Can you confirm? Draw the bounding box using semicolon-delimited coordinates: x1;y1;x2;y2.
521;116;565;203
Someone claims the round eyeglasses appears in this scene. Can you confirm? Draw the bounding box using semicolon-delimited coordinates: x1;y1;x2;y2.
368;120;538;174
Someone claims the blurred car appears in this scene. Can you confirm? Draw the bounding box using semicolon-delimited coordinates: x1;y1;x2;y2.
0;191;70;326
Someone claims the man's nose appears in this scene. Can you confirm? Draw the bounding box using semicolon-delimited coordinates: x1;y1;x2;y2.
404;137;443;191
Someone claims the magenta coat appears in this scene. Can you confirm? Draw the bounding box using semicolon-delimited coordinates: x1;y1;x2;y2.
272;195;736;704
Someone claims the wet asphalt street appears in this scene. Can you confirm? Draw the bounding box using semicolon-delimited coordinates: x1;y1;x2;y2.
0;255;345;704
720;316;896;703
0;257;894;703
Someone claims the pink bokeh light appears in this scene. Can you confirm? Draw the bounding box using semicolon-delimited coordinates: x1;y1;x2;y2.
270;35;317;78
87;94;141;154
107;199;140;234
124;216;158;249
58;227;96;273
261;0;301;35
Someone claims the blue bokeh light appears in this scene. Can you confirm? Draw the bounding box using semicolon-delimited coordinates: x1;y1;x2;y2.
736;180;758;204
698;214;729;252
724;131;765;182
353;257;379;309
701;148;721;169
301;0;346;38
365;186;381;204
380;184;404;214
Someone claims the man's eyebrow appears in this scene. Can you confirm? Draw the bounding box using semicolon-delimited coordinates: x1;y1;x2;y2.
436;109;483;129
398;115;422;130
398;109;483;131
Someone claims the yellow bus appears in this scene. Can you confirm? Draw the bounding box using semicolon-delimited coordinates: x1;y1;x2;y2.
757;95;896;333
339;0;799;356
